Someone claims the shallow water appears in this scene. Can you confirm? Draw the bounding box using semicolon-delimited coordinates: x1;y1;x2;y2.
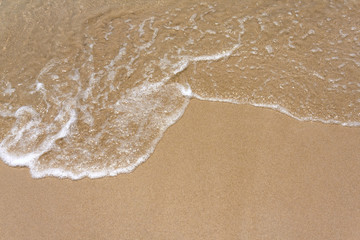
1;0;359;179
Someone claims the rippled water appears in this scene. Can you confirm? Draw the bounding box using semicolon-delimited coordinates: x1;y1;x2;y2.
1;0;359;178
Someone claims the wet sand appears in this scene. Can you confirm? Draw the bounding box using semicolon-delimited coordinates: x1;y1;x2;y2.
1;99;360;239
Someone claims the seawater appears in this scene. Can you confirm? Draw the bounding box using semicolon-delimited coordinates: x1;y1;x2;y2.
0;0;359;179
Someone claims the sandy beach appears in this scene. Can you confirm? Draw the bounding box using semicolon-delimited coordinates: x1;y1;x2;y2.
1;99;360;239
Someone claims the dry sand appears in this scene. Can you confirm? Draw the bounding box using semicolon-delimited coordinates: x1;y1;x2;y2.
1;99;360;239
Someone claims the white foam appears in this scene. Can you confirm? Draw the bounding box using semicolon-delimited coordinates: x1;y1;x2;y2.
288;36;295;48
35;82;45;91
25;84;190;179
51;74;59;80
189;13;197;22
339;29;348;38
0;110;14;118
168;44;240;78
69;69;80;81
0;148;40;166
0;107;77;169
173;59;189;74
138;17;154;37
192;44;240;61
104;23;114;40
265;45;273;54
191;94;360;127
178;83;193;97
2;2;360;180
310;47;323;53
313;71;325;80
2;82;15;95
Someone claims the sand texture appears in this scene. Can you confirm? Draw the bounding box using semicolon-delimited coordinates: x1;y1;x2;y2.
1;100;360;240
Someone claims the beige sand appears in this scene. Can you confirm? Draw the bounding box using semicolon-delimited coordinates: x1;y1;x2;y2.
1;99;360;239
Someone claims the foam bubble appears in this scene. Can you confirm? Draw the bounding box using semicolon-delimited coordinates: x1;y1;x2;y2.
265;45;273;54
178;84;193;97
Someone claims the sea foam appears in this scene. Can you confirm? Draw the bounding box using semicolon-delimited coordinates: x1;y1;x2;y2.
1;1;359;179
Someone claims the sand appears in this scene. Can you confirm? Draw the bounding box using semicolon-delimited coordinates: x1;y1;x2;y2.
1;99;360;239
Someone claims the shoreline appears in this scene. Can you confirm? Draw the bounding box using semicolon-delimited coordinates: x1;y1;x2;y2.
1;99;360;239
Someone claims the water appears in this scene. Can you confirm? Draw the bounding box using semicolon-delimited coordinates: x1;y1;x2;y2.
0;0;359;179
